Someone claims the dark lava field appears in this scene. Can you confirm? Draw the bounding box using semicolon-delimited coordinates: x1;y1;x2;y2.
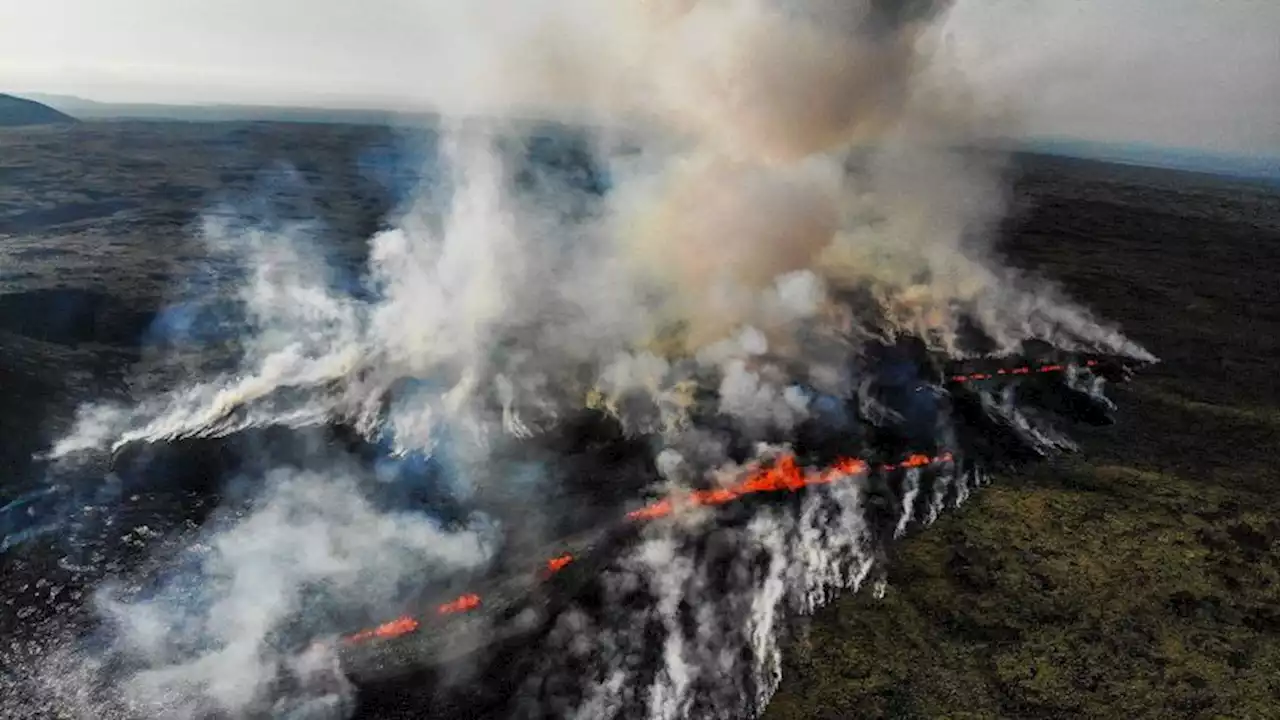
2;121;1279;718
0;121;400;488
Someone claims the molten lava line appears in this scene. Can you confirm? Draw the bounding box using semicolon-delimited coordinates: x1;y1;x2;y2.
949;359;1096;384
340;450;954;646
547;554;575;574
345;616;421;643
335;357;1116;646
438;593;482;616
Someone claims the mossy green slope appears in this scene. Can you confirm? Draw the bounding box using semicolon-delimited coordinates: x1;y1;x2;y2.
765;159;1280;720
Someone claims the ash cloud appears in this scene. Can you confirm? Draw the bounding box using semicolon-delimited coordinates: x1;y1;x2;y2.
21;0;1159;718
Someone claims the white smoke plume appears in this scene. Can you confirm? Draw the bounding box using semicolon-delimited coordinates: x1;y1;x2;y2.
525;457;982;719
25;0;1159;717
20;468;498;719
49;0;1152;461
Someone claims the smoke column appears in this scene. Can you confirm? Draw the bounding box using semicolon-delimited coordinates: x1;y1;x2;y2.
11;0;1156;718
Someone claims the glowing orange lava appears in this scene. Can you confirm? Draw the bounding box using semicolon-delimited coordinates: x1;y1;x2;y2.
438;593;481;616
950;359;1097;384
547;554;574;573
341;450;955;645
344;615;420;644
338;359;1102;645
630;452;863;521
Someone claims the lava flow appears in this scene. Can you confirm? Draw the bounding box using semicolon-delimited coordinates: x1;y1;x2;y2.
438;593;482;616
627;452;949;521
546;554;575;574
949;359;1096;383
340;450;952;646
344;616;421;644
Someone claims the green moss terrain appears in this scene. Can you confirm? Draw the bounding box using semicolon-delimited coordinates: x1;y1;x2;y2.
765;156;1280;720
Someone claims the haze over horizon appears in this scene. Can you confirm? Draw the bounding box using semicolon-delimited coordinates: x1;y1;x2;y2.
2;0;1278;156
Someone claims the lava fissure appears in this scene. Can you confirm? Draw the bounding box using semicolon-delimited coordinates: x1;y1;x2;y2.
339;450;954;647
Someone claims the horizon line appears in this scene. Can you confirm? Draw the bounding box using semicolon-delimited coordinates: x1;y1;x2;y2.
6;90;1278;172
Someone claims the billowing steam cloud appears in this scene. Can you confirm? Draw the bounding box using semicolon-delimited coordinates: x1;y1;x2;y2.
17;468;498;719
17;0;1156;717
527;461;901;720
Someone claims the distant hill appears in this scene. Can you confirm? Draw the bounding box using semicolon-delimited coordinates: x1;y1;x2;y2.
8;93;641;135
0;94;77;127
13;92;403;126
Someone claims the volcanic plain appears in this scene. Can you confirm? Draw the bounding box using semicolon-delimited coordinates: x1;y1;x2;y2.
1;121;1277;719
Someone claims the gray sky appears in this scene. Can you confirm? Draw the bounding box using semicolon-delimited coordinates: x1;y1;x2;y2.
2;0;1277;155
942;0;1280;155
